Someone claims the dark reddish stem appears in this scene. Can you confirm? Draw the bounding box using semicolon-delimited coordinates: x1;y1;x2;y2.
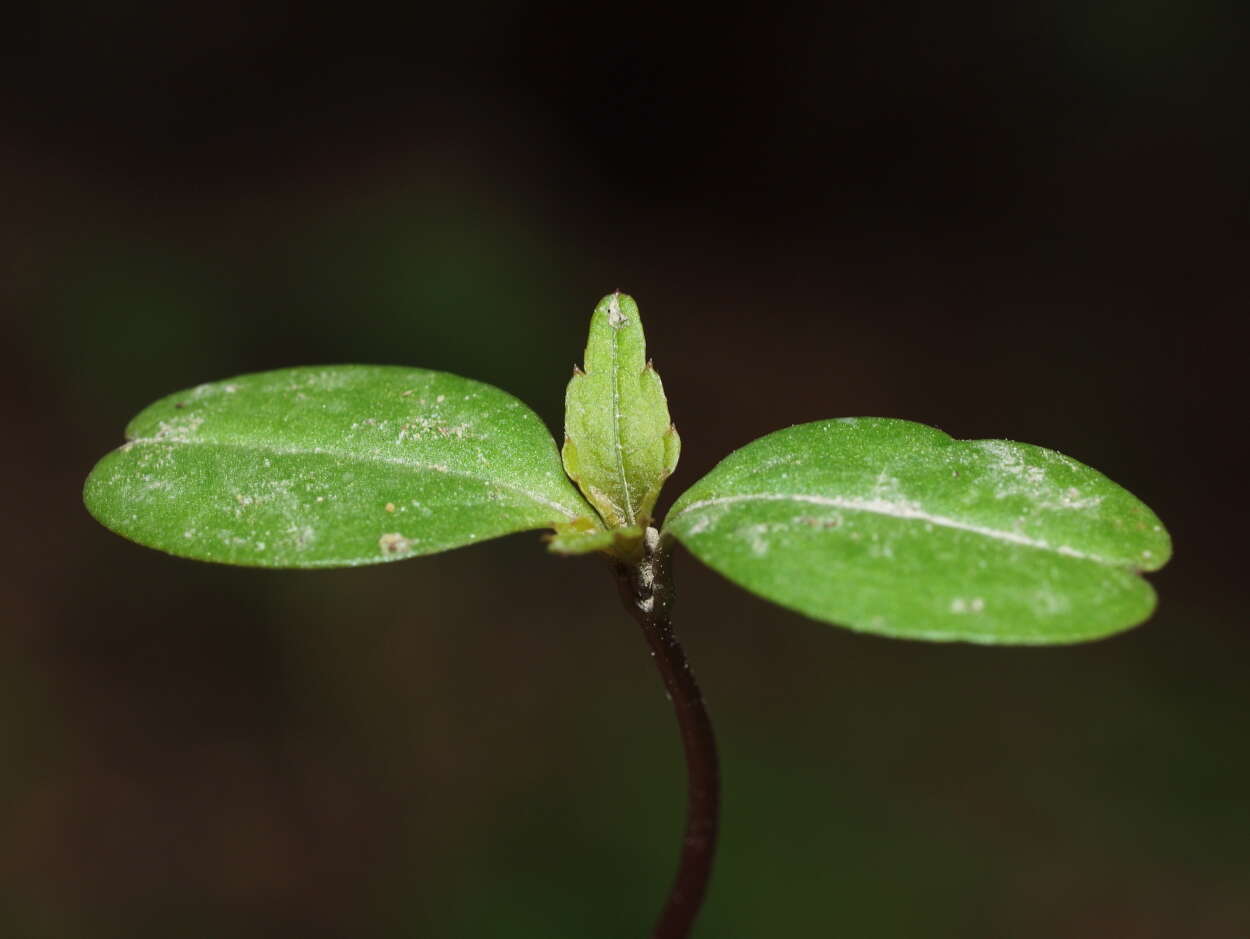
614;530;720;939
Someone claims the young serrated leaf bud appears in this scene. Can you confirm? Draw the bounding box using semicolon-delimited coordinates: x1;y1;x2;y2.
562;292;681;529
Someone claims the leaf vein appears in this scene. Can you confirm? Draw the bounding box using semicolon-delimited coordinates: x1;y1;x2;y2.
668;493;1117;565
609;312;634;522
125;436;585;520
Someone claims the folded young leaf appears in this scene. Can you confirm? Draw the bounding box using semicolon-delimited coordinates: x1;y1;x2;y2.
562;292;680;529
664;418;1171;644
84;365;599;568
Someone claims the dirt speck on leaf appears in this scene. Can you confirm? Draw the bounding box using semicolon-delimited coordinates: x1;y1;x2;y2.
797;515;840;528
379;533;412;555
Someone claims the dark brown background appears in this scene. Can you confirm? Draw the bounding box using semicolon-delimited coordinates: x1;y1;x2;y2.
3;4;1246;937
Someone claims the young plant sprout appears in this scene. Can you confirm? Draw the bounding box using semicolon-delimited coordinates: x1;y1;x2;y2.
84;292;1171;938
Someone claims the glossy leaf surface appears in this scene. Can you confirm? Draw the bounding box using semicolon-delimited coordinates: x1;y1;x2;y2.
665;418;1170;643
562;292;680;529
85;365;598;567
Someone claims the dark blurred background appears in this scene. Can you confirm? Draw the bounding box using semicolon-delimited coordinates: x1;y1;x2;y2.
3;4;1247;937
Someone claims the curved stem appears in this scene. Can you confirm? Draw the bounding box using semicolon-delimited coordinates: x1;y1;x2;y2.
614;529;720;939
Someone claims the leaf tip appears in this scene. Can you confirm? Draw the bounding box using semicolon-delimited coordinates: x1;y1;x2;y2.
594;291;639;330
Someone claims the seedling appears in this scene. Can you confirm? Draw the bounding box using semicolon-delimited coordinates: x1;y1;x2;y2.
85;292;1171;938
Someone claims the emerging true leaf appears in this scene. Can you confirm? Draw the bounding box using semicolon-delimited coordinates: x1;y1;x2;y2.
664;418;1170;644
84;365;599;568
562;292;680;530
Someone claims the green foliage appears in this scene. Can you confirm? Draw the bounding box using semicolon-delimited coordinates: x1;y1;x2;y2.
665;419;1170;643
84;295;1171;643
562;292;680;530
84;365;598;567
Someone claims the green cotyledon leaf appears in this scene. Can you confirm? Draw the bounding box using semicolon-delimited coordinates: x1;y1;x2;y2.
664;418;1171;644
562;292;680;530
84;365;600;568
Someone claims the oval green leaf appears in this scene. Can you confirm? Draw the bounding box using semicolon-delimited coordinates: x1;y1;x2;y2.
664;418;1171;644
85;365;599;567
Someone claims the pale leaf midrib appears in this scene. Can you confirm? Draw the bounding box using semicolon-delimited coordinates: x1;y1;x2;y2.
123;435;586;521
667;491;1125;566
608;323;634;522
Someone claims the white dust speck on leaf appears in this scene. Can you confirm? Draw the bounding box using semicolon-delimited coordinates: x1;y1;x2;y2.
868;538;895;559
607;294;628;328
190;380;245;401
286;525;316;550
949;596;985;614
152;414;205;443
737;522;784;557
1031;590;1071;616
140;475;175;493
